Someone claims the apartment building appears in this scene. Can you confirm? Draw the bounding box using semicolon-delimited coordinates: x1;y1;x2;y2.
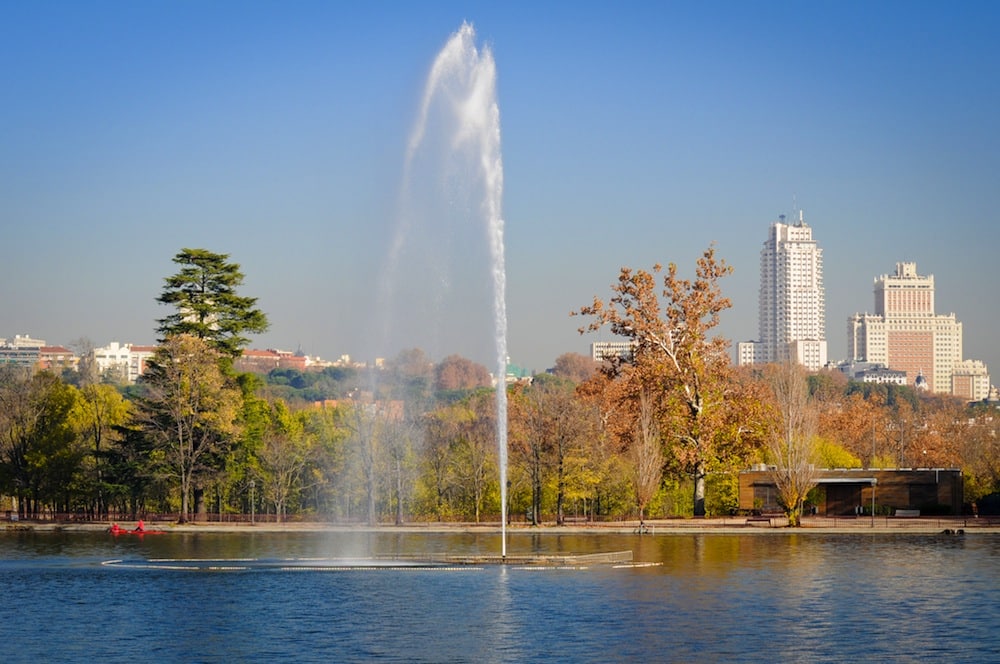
848;262;966;394
741;212;827;370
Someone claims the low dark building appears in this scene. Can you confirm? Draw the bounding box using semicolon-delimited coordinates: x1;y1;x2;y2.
739;467;964;516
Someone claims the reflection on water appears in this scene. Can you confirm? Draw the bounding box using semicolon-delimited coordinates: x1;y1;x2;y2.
0;530;997;662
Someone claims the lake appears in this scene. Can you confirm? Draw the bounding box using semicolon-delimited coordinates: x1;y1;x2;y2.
1;529;996;662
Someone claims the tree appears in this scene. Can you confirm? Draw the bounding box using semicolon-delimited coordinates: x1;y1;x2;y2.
631;388;664;522
435;355;492;392
449;390;498;523
341;399;404;525
299;405;347;518
135;334;243;522
763;362;818;526
576;246;756;516
509;374;598;524
0;368;82;518
818;391;885;466
551;352;599;384
385;348;434;404
72;382;131;518
962;403;1000;504
256;401;312;522
508;384;547;525
69;337;99;387
420;402;470;521
156;248;269;358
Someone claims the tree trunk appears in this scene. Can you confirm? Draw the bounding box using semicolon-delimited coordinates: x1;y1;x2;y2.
366;479;376;526
395;456;403;526
531;446;541;525
194;487;206;518
556;443;565;525
180;474;190;523
693;460;707;517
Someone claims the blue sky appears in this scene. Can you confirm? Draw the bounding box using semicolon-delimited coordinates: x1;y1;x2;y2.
2;2;998;376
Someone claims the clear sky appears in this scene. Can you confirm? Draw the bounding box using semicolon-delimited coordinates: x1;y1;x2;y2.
3;2;998;376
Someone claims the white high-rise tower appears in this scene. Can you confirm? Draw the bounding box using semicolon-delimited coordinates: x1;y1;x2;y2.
744;211;827;370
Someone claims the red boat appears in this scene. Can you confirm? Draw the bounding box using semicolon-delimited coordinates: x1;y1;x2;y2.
109;523;167;535
110;528;167;535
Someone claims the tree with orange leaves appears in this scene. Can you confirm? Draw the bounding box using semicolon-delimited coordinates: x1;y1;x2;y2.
576;246;761;516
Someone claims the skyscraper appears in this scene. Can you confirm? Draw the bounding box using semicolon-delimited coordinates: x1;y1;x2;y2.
741;211;827;370
848;262;963;394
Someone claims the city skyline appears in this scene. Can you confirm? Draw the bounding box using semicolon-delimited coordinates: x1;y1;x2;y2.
2;3;998;374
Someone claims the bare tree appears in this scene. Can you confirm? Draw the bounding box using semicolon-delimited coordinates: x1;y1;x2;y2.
764;361;818;526
453;391;497;523
632;388;664;522
422;404;466;521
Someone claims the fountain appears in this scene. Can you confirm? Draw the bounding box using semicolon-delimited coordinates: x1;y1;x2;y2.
387;23;510;556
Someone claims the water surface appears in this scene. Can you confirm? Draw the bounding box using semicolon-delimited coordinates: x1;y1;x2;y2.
1;530;995;662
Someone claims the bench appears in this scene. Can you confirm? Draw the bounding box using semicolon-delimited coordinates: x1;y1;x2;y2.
746;511;786;526
561;516;589;525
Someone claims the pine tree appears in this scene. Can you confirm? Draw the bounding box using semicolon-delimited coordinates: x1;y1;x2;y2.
156;248;269;358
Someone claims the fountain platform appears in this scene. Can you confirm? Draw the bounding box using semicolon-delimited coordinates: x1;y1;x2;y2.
426;550;634;566
102;550;635;572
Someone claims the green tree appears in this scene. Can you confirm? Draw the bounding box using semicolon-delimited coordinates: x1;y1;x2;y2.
0;368;82;518
135;334;243;522
256;401;312;522
72;383;131;518
341;399;398;525
455;390;498;523
156;248;269;358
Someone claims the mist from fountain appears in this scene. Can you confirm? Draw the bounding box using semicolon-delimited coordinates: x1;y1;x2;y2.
387;23;509;556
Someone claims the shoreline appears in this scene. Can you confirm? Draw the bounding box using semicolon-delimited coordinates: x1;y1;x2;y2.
6;515;998;535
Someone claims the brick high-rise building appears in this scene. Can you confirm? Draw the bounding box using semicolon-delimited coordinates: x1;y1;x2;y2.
848;262;963;394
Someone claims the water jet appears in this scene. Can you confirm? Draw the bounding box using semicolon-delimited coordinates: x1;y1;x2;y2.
387;23;509;556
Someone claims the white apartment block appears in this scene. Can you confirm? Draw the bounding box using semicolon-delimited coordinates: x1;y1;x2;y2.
741;212;827;370
736;341;759;366
848;262;967;395
10;334;46;347
590;341;635;363
93;342;156;383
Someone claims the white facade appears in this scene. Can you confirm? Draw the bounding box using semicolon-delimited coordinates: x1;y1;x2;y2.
11;334;46;347
93;342;156;383
848;262;963;394
94;342;131;376
591;341;635;363
789;339;828;371
736;341;759;366
749;212;827;370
